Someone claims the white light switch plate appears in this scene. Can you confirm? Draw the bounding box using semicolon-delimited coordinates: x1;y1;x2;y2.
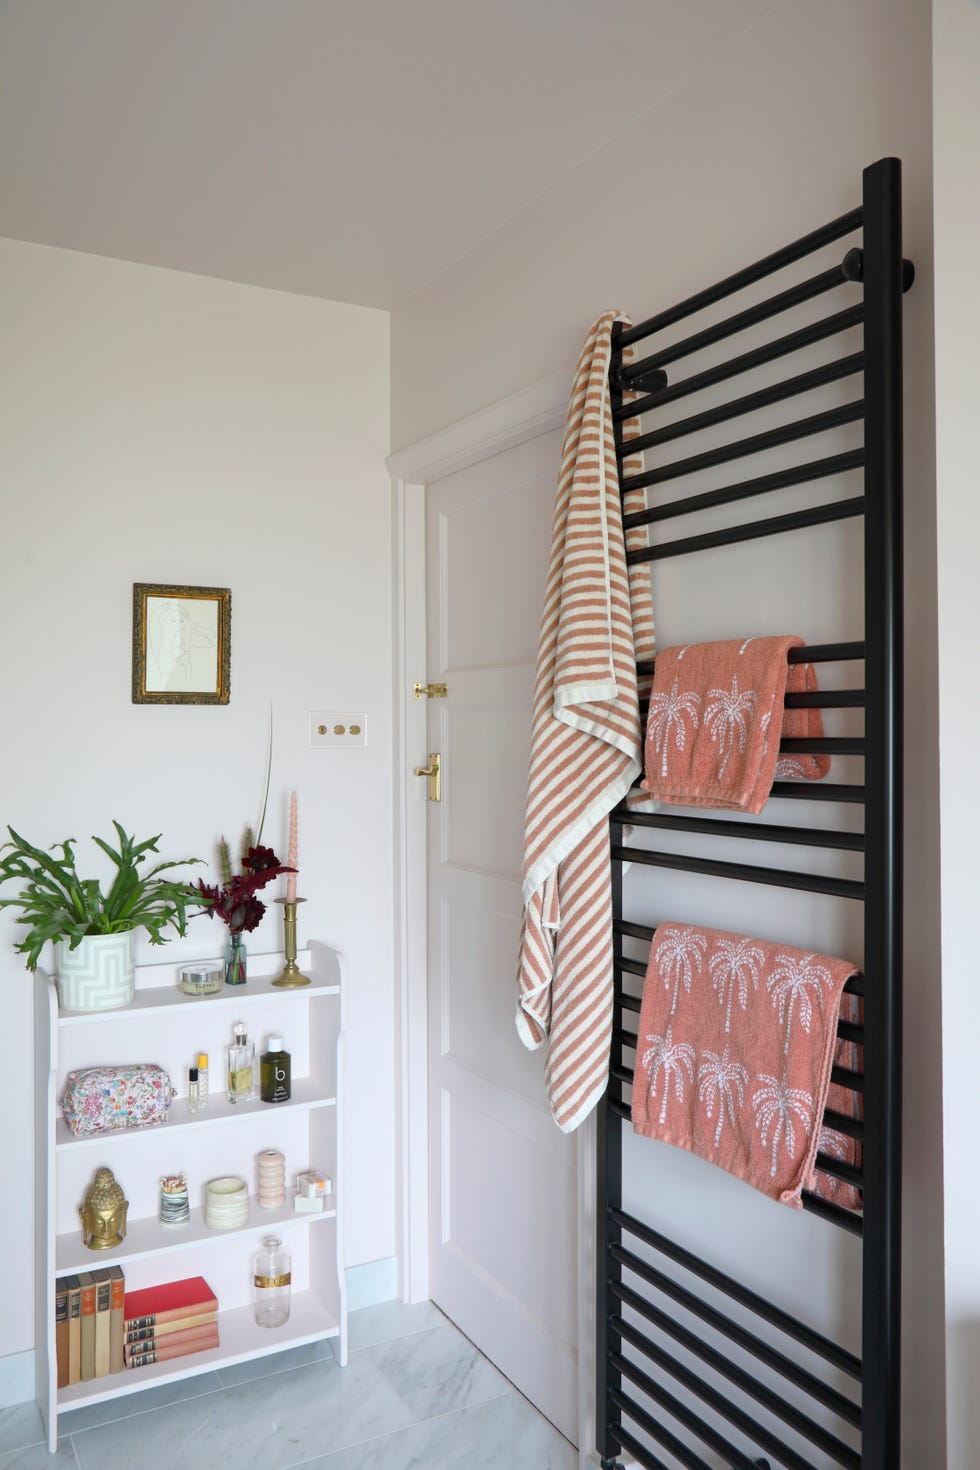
309;712;367;748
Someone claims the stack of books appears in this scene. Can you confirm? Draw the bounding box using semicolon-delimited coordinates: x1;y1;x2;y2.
55;1267;125;1387
123;1275;219;1369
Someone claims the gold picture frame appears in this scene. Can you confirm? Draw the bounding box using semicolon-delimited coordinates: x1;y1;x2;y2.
132;583;231;705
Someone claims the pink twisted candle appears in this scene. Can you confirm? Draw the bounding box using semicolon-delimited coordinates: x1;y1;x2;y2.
286;790;298;902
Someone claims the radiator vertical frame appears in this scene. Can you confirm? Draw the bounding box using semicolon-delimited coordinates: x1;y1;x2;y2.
859;154;904;1470
596;323;627;1470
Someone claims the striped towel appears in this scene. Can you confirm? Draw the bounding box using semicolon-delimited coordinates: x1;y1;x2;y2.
516;310;655;1132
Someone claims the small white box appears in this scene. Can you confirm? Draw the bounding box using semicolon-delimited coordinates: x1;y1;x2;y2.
293;1194;324;1214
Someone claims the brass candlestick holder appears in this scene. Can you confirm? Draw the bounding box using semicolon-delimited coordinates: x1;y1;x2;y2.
272;897;309;987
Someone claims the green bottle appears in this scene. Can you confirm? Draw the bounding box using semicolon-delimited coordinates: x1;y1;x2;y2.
260;1036;291;1104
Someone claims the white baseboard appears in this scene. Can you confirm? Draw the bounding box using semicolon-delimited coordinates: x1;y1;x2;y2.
0;1349;34;1410
345;1256;399;1312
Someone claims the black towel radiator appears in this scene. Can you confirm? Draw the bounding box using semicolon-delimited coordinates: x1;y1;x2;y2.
597;157;909;1470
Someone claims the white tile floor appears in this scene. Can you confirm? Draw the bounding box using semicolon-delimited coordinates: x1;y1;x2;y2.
0;1302;577;1469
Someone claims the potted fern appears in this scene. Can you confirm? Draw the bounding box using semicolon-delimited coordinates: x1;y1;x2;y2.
0;823;201;1011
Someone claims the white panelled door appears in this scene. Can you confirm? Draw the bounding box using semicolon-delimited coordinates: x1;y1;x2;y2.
424;431;579;1442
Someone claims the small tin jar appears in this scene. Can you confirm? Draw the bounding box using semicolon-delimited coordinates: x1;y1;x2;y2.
179;964;222;997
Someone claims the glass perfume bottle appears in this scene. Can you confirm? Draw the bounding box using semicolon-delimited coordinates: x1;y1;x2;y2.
260;1036;291;1104
227;1022;255;1104
253;1236;291;1327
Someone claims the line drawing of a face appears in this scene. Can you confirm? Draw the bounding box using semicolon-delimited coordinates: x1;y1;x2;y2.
146;598;216;690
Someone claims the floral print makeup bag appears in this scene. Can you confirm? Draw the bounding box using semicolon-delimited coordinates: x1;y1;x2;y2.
62;1064;175;1137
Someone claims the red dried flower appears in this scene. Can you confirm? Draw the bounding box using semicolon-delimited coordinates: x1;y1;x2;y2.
196;843;295;934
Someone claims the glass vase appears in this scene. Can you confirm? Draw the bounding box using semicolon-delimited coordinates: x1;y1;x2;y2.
224;934;247;986
253;1236;291;1328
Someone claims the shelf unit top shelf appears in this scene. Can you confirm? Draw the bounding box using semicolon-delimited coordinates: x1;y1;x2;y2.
51;965;339;1028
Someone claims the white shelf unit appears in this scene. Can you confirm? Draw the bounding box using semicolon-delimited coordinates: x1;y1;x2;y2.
35;940;347;1453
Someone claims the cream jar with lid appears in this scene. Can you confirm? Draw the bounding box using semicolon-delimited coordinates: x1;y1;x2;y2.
179;965;222;997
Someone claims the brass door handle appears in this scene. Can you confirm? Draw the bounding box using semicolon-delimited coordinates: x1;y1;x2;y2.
414;752;441;802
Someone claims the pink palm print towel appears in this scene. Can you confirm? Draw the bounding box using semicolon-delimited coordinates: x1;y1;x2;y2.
641;636;830;814
631;922;860;1208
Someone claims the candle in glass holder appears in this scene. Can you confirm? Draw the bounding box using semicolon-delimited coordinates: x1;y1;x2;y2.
286;790;298;903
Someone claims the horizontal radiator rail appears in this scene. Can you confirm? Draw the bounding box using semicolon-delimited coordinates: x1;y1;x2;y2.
624;448;865;531
616;262;859;385
615;813;865;852
614;958;863;1005
613;917;865;998
770;779;866;803
609;1280;861;1466
627;495;866;563
621;400;865;494
825;1105;865;1133
801;1191;864;1235
615;206;863;351
610;843;865;899
614;304;864;423
815;1152;864;1187
609;1207;863;1378
786;688;865;708
621;354;865;459
631;722;865;759
608;1245;862;1428
637;641;865;675
624;779;867;802
781;735;864;756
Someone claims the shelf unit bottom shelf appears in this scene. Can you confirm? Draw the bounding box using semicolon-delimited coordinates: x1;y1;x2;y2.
56;1292;339;1413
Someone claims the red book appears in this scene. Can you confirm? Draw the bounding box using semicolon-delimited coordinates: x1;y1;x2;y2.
124;1276;217;1330
124;1323;219;1369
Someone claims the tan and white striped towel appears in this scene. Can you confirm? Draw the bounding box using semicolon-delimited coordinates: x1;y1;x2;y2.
516;310;655;1132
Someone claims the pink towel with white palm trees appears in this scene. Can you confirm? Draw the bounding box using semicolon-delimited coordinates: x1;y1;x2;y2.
631;922;860;1208
641;636;830;814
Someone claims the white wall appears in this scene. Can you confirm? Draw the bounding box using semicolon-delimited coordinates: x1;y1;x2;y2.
391;1;943;1463
933;2;980;1465
0;239;394;1361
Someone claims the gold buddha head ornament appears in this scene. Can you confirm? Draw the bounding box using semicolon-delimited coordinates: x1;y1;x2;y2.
79;1167;128;1250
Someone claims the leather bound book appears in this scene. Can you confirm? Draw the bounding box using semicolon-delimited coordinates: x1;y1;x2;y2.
93;1269;111;1378
107;1266;125;1374
66;1276;81;1386
54;1279;69;1390
77;1273;96;1382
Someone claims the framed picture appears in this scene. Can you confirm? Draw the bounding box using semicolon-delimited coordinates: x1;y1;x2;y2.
132;583;231;704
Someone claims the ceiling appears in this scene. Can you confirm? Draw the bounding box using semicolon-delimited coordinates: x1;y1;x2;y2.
0;0;777;309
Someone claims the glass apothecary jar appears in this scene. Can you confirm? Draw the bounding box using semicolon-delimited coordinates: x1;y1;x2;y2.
253;1236;291;1328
